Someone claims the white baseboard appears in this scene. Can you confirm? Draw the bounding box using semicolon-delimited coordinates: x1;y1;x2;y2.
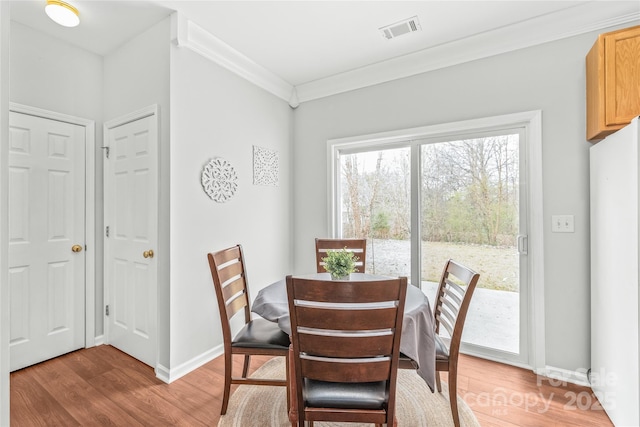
93;335;105;346
535;365;591;387
155;344;224;384
89;336;224;384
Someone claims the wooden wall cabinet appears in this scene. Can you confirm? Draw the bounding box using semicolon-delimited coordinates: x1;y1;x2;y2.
586;25;640;142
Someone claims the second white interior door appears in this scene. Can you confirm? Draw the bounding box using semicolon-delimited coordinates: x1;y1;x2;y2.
104;110;158;368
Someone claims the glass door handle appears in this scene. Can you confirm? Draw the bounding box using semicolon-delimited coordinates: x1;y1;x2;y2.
517;235;528;255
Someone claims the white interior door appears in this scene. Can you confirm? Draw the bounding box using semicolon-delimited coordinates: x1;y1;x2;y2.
104;109;158;367
8;111;85;371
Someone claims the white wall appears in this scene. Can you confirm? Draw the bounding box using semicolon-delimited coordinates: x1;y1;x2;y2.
10;23;103;120
291;28;627;373
168;41;293;370
103;18;171;368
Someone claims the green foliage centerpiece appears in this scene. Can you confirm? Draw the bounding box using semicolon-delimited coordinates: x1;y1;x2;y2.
322;247;359;280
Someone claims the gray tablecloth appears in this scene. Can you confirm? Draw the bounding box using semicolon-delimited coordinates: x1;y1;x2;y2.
251;273;436;392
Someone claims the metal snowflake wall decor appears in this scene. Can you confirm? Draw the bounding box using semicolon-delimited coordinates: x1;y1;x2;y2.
201;157;238;203
253;145;279;186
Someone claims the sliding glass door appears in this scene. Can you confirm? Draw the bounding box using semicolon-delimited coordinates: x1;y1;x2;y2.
331;122;532;366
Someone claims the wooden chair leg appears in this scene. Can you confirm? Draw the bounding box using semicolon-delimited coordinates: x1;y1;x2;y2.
221;351;233;415
241;354;250;377
285;353;290;413
447;371;460;427
435;370;443;392
288;346;299;427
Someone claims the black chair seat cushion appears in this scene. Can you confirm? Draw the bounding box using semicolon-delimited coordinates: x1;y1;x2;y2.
304;379;387;409
231;318;290;349
434;334;449;360
399;334;449;365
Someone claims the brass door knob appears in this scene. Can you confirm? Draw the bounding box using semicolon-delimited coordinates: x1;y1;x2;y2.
71;245;83;253
143;249;155;259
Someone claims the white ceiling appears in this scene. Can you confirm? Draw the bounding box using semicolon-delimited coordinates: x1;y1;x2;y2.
8;1;640;102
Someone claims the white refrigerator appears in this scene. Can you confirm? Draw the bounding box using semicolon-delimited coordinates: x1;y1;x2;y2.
590;116;640;427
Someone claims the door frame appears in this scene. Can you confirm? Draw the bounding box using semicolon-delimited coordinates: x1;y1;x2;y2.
9;102;96;348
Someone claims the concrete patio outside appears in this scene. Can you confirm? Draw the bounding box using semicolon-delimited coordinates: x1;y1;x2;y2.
422;281;519;354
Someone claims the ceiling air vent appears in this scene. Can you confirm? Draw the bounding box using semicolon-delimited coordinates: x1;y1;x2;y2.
379;16;421;40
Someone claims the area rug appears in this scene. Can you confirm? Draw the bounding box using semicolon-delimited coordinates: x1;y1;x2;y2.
218;358;480;427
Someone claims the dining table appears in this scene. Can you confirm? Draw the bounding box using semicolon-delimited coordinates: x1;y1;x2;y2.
252;272;437;392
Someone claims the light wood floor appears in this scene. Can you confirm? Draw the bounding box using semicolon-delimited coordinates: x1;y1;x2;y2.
10;345;613;426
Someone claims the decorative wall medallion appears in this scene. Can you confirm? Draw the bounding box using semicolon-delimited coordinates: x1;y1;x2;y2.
201;157;238;203
253;145;279;186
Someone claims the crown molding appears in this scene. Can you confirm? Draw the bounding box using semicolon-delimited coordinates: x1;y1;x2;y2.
172;4;639;108
295;4;640;103
172;13;295;105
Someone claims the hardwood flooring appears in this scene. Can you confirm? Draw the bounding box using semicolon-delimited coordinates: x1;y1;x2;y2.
10;345;613;426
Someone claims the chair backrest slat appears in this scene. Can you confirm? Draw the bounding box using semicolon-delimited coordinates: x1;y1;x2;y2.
447;261;477;284
294;305;398;330
440;294;461;321
437;313;455;337
217;261;244;285
442;279;464;304
214;245;242;265
300;356;393;383
225;292;249;320
315;238;367;273
298;332;395;358
291;278;398;302
221;275;247;302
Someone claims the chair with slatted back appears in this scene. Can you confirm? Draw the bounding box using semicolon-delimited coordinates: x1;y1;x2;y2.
286;274;407;427
315;238;367;273
399;259;480;427
207;244;290;415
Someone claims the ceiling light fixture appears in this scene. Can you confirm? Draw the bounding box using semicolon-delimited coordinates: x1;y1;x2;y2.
45;0;80;28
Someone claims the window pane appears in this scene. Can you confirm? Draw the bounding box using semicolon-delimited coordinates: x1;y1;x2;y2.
339;147;411;278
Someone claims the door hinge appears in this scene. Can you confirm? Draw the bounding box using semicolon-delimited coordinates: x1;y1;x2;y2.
105;305;110;316
101;146;110;159
105;226;110;237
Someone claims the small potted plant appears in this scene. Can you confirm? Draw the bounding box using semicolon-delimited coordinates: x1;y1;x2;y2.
322;247;359;280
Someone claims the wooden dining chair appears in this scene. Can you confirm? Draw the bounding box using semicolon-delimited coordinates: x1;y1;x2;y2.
399;259;480;427
286;275;407;427
207;244;290;415
315;238;367;273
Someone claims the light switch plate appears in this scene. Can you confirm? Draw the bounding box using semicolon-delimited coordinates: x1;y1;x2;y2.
551;215;574;233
